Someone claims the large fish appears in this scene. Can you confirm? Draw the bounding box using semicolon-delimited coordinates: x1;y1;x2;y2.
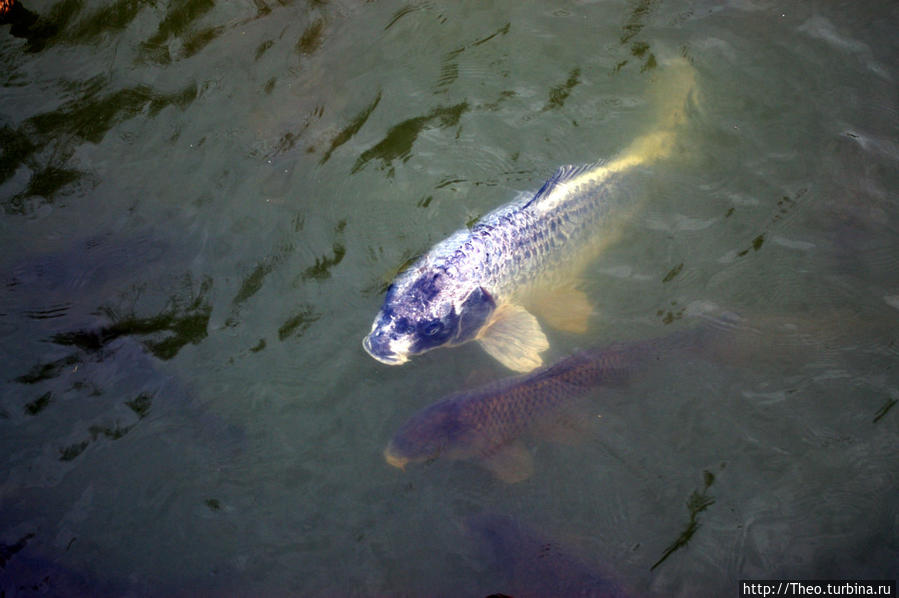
466;512;631;598
384;321;721;483
363;62;697;372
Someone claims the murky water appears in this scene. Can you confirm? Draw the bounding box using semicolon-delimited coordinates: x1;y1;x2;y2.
1;1;897;596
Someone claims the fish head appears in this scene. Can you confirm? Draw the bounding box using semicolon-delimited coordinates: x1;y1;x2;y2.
363;264;495;365
384;399;465;469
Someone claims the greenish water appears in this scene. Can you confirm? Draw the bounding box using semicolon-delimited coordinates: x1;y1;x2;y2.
1;1;897;596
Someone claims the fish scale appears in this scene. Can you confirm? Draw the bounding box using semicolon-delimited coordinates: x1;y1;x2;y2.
441;166;629;304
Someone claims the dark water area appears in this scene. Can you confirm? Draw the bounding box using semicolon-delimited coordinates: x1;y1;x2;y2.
1;1;897;596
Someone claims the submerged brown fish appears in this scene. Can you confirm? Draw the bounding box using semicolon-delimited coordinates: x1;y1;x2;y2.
385;320;726;482
467;512;631;598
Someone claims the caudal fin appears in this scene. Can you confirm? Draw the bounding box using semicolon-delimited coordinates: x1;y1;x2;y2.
610;58;699;171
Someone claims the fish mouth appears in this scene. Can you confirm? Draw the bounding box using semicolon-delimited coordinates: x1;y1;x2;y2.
362;334;408;365
383;446;409;470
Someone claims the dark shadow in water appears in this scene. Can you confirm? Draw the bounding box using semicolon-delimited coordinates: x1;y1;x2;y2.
0;0;63;52
64;0;146;46
466;512;630;598
301;242;345;281
0;125;36;185
3;230;168;298
338;5;656;180
0;0;38;38
26;81;198;144
1;0;255;61
1;236;242;589
224;218;343;342
181;23;226;58
1;1;207;214
326;20;510;168
225;226;342;343
542;68;581;112
232;252;291;308
5;324;243;471
300;219;347;282
52;336;238;462
1;235;243;584
351;103;468;176
138;0;215;64
297;17;324;55
1;81;197;213
226;243;296;332
254;38;274;61
3;231;234;449
14;353;81;386
613;0;660;74
1;0;164;53
650;468;717;571
50;281;213;361
18;165;82;201
320;91;382;165
278;306;320;341
730;188;808;259
872;397;896;424
383;4;423;32
6;333;242;466
0;533;124;596
2;231;211;361
620;0;657;44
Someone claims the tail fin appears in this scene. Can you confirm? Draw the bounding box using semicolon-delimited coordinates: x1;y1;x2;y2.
610;58;698;172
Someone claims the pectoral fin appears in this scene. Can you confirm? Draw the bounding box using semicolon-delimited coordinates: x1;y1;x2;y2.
480;441;534;484
477;303;549;372
530;284;594;333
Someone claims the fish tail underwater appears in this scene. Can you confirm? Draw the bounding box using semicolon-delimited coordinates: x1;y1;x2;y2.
589;57;698;176
624;58;698;165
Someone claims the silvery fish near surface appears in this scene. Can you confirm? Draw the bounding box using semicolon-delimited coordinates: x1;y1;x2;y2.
384;323;718;483
363;62;697;372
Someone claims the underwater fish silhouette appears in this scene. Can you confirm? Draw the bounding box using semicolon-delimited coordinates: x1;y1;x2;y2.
467;512;631;598
363;62;697;372
384;319;722;483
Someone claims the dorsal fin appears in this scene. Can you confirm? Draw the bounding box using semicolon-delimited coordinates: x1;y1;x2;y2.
523;162;604;209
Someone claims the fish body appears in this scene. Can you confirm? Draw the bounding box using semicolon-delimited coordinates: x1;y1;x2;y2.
363;164;637;372
363;62;697;372
384;325;712;482
467;513;631;598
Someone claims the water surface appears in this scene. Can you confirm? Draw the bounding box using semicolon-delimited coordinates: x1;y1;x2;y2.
1;1;897;595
